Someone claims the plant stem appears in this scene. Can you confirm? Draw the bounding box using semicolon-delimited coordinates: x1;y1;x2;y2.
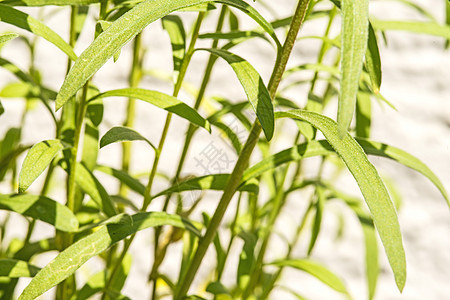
174;1;310;298
120;33;142;197
103;13;206;298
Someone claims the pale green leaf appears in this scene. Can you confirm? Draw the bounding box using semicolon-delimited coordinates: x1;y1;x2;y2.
270;259;351;297
89;88;210;132
100;126;156;150
197;48;274;140
0;194;79;232
338;0;369;137
0;0;100;5
276;109;406;291
0;4;77;60
74;162;117;217
55;0;278;110
19;212;199;299
19;140;64;193
0;259;40;278
153;174;259;199
0;33;18;45
370;19;450;39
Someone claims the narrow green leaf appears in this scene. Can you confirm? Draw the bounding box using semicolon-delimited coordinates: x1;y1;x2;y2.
162;15;186;81
74;163;117;217
89;88;210;132
338;0;369;137
355;92;371;138
0;33;18;45
96;165;145;196
0;259;40;278
153;174;259;198
197;48;274;140
178;3;216;12
0;99;4;116
270;259;351;297
0;0;100;6
356;139;449;207
307;187;325;255
55;0;278;110
19;212;199;300
100;126;156;150
0;4;77;60
446;0;450;48
0;194;79;232
365;24;382;93
276;109;406;291
370;19;450;39
19;140;64;193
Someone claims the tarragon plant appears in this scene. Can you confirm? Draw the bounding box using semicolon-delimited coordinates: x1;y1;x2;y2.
0;0;449;299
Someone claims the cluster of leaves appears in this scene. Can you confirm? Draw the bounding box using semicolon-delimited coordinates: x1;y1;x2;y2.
0;0;449;299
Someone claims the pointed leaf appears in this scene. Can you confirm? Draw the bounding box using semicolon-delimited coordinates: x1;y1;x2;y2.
19;140;64;193
338;0;369;136
276;109;406;291
0;259;40;278
270;259;351;297
74;162;117;217
370;19;450;39
89;88;210;132
0;194;79;232
162;15;186;81
55;0;278;110
153;174;259;198
100;126;156;150
0;4;77;60
19;212;199;299
96;165;145;196
197;48;274;140
365;24;381;93
0;99;4;116
0;0;100;6
0;33;18;45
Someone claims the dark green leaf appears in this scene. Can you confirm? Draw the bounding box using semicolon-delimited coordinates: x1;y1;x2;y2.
197;48;274;140
19;212;199;299
162;15;186;80
89;88;210;132
74;163;118;217
19;140;64;193
355;92;371;138
0;194;79;232
100;126;156;150
0;259;40;278
365;24;381;93
0;99;4;116
96;165;145;196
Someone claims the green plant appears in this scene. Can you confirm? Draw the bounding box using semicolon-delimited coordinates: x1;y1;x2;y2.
0;0;449;299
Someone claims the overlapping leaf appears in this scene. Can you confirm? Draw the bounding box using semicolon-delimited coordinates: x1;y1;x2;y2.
0;259;40;278
276;109;406;291
19;139;64;193
0;194;79;232
56;0;278;110
197;48;274;140
89;89;210;132
337;0;369;136
19;212;199;300
0;4;77;60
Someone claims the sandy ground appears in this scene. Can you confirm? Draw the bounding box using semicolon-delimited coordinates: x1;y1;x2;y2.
0;0;449;299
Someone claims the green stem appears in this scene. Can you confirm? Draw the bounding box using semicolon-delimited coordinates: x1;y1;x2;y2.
120;33;142;197
174;1;310;298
